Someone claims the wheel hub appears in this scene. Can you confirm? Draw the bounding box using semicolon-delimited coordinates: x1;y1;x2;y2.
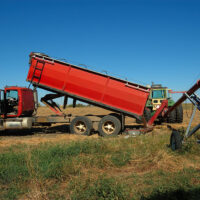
74;121;86;134
103;121;115;134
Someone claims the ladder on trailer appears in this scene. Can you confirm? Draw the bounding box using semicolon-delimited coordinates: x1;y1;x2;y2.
29;54;54;87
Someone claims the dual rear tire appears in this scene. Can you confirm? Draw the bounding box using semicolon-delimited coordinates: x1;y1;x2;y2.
176;105;183;123
167;104;183;123
70;115;121;137
70;116;93;136
136;108;151;124
98;115;121;137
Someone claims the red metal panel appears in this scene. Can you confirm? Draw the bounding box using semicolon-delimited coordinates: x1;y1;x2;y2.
21;89;35;115
27;53;150;117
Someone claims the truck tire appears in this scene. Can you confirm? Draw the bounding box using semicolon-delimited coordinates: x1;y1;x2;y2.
136;109;151;124
70;116;93;136
144;108;151;122
167;109;176;123
98;115;121;137
170;130;183;150
176;105;183;123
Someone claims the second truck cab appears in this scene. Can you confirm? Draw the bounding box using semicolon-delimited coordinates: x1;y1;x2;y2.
147;84;174;111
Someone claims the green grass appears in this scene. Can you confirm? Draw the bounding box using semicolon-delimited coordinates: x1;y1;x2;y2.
0;132;200;199
69;177;129;200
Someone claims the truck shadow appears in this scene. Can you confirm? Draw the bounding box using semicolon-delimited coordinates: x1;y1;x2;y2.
0;125;70;136
0;124;143;137
0;129;35;136
140;187;200;200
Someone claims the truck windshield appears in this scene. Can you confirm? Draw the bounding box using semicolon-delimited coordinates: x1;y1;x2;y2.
6;90;18;100
152;90;165;99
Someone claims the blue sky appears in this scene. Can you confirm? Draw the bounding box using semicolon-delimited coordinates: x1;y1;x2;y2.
0;0;200;102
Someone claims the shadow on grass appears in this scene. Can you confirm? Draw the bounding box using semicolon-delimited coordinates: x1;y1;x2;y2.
141;188;200;200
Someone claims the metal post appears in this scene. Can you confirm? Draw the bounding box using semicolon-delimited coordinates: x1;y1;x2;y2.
73;99;76;108
186;124;200;139
121;113;125;131
63;96;68;109
185;106;197;138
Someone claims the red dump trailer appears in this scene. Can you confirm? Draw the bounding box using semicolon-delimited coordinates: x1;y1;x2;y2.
27;53;150;119
24;52;151;136
0;52;152;136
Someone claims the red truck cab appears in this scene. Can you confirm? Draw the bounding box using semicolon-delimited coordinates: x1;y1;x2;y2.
0;87;35;118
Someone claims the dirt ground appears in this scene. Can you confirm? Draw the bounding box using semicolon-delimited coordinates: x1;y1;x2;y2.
0;106;199;147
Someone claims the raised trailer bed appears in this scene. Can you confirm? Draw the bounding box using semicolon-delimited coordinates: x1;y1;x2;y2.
26;53;150;136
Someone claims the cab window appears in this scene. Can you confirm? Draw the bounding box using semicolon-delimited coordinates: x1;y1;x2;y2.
152;90;165;99
6;90;18;100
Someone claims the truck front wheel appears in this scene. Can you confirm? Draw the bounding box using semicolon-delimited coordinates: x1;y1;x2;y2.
98;115;121;137
70;116;93;136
